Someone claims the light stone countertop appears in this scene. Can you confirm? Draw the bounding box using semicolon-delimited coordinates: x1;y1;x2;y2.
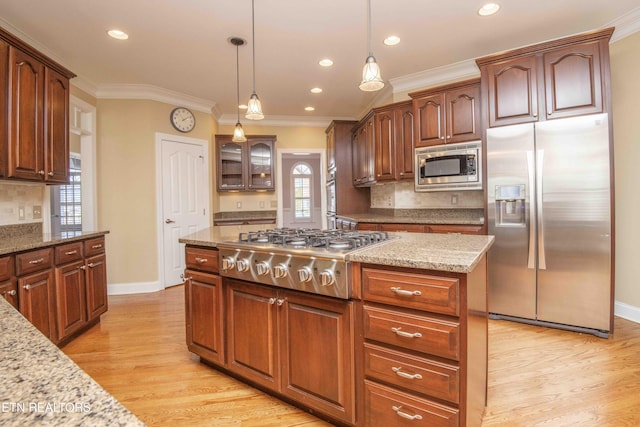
0;230;110;256
0;297;145;427
346;232;494;273
180;227;494;274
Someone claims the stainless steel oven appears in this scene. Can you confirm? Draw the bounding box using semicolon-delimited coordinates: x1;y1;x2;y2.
415;141;482;191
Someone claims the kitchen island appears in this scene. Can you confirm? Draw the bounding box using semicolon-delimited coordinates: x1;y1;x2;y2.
0;297;144;427
179;228;493;426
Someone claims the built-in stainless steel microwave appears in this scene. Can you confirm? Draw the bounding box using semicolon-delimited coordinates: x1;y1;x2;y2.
415;141;482;191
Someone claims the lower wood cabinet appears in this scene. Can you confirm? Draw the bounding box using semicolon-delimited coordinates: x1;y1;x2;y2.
0;255;18;309
355;221;485;235
184;269;224;366
226;278;356;425
18;269;55;339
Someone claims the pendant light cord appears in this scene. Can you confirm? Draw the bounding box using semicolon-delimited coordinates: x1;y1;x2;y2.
236;43;241;122
251;0;257;93
367;0;373;56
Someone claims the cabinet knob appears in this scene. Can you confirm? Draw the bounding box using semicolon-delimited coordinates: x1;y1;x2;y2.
268;297;277;305
88;262;97;268
533;113;538;118
23;284;31;290
4;290;17;296
48;171;54;176
548;111;552;115
399;172;404;176
79;265;86;270
38;170;45;176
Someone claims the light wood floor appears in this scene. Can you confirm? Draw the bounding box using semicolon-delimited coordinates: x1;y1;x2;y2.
63;285;640;426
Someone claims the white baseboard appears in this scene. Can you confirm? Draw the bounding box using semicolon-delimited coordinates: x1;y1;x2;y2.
614;301;640;324
108;281;164;295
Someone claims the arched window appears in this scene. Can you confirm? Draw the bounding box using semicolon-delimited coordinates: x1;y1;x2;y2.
292;162;312;219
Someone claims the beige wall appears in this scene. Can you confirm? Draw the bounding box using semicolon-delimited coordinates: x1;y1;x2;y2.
96;99;216;286
216;123;326;213
610;32;640;309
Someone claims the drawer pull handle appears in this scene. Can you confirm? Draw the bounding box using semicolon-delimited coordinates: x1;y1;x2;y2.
195;257;208;263
391;406;423;421
390;287;422;297
88;263;98;268
392;367;422;380
391;327;422;339
65;250;78;255
92;244;103;249
28;258;45;265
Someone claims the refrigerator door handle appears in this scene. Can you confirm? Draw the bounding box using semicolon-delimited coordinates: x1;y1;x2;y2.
536;149;546;270
527;150;536;269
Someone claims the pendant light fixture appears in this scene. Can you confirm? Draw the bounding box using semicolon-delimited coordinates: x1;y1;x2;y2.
359;0;384;92
246;0;264;120
230;37;247;142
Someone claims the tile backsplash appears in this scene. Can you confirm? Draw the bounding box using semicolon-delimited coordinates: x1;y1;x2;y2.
371;181;484;209
0;182;45;226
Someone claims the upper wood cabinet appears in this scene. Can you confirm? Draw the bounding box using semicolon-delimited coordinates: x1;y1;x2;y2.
410;79;481;147
1;28;75;183
372;100;415;182
476;27;613;127
216;135;275;192
352;113;375;187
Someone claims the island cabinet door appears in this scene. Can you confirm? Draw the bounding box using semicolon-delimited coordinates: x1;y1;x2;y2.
184;269;224;366
226;279;280;391
279;291;356;425
85;253;108;321
54;260;87;342
18;270;55;339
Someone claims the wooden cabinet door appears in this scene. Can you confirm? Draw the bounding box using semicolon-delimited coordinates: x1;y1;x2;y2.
217;138;246;191
44;67;70;183
55;260;87;342
18;269;54;338
247;139;274;190
8;46;45;180
413;92;445;147
485;55;540;127
543;41;603;119
374;110;395;182
0;280;18;309
226;279;280;391
280;291;356;425
326;124;336;173
446;84;481;143
85;253;108;320
0;40;8;177
395;103;415;180
185;269;224;365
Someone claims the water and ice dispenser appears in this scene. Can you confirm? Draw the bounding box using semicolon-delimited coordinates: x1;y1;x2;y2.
494;185;526;227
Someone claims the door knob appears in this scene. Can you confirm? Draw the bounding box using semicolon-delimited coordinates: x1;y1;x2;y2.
165;219;175;224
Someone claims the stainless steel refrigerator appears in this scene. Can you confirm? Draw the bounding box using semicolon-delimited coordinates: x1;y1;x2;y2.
486;113;612;337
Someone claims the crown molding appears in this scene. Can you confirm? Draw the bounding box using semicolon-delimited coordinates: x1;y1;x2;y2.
389;59;480;94
608;6;640;42
95;84;217;114
217;114;356;128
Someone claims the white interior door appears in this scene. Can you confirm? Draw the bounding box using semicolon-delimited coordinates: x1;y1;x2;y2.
160;136;209;288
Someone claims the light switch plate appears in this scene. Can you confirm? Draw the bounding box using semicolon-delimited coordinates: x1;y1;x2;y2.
33;205;42;219
18;205;25;220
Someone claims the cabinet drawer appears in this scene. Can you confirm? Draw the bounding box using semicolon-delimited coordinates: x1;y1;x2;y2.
55;241;84;265
363;268;459;316
364;380;459;427
428;224;484;235
16;248;53;276
0;255;14;281
364;305;460;360
84;236;105;257
364;343;459;403
185;246;219;274
379;223;426;233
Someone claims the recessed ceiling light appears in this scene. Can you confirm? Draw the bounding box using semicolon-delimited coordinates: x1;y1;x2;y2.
304;106;315;111
383;36;401;46
239;104;248;110
107;29;129;40
310;87;323;94
319;59;334;67
478;3;500;16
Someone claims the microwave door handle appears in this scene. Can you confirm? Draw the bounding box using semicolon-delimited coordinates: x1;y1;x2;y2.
527;150;536;269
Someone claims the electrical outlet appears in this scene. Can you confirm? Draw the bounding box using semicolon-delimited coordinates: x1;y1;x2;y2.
33;205;42;219
451;195;458;205
259;201;265;209
18;205;25;220
236;201;242;209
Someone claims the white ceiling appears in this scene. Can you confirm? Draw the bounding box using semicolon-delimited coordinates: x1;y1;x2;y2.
1;1;639;124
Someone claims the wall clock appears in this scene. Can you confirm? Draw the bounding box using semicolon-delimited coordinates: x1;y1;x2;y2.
170;107;196;133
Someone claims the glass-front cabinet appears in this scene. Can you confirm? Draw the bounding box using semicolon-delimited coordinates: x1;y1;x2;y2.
216;135;275;192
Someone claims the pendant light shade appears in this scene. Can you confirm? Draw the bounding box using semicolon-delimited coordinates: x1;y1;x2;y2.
246;0;264;120
359;0;384;92
230;37;247;142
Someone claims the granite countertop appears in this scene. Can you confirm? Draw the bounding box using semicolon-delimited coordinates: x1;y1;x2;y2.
346;232;494;273
0;298;145;427
338;208;484;225
180;227;494;273
0;230;110;257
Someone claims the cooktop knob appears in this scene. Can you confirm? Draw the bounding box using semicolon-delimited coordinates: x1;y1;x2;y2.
256;261;270;276
274;263;288;279
320;269;335;287
236;258;250;272
297;266;313;283
222;257;236;271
